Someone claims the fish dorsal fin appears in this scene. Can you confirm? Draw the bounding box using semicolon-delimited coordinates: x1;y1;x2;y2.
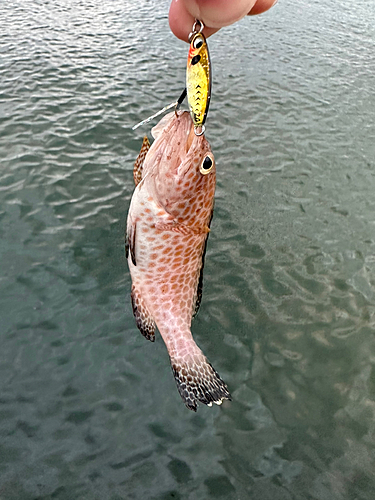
133;136;150;186
192;208;213;318
151;111;175;140
192;246;205;318
131;285;156;342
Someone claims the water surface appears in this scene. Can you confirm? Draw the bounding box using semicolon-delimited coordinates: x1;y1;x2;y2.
1;1;375;499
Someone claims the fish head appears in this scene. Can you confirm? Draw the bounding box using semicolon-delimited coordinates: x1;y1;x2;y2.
146;111;216;223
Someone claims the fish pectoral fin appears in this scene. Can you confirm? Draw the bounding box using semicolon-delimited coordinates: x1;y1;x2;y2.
131;285;156;342
170;351;231;411
155;221;210;236
133;136;150;186
126;221;137;266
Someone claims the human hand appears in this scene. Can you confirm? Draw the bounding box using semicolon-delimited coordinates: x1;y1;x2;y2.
169;0;277;42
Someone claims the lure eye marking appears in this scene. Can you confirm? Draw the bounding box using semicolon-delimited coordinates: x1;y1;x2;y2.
193;36;204;49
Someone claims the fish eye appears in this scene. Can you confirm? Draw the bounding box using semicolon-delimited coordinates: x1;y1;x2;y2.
200;154;214;175
193;35;204;49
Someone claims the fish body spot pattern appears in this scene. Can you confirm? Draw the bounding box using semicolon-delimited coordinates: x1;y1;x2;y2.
126;111;230;411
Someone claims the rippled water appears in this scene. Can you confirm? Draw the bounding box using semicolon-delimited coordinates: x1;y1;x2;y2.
1;1;375;498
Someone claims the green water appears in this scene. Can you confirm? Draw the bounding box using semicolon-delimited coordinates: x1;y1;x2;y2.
1;1;375;498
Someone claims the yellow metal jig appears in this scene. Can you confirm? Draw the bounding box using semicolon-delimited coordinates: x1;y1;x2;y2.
186;20;211;135
132;20;211;136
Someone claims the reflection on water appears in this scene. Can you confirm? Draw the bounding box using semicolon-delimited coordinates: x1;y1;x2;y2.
1;0;375;498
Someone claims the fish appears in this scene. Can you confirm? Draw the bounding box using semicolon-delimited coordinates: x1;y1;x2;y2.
126;110;231;411
186;30;211;131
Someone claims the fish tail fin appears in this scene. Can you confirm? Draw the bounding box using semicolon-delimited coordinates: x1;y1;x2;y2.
170;351;231;411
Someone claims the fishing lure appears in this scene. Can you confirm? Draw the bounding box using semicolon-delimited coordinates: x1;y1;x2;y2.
132;20;211;136
186;20;211;135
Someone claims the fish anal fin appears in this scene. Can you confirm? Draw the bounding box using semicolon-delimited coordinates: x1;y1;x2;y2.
126;221;137;266
133;136;150;186
170;351;231;411
131;285;156;342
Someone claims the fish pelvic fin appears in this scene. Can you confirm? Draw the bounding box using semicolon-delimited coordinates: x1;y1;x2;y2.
133;136;150;186
131;285;156;342
170;352;231;411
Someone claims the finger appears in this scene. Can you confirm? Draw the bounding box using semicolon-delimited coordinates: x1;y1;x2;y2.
169;0;219;42
248;0;277;15
181;0;258;27
169;0;275;43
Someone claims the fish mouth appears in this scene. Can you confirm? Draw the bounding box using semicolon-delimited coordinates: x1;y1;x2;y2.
164;111;197;174
185;117;195;153
176;111;207;171
151;111;207;180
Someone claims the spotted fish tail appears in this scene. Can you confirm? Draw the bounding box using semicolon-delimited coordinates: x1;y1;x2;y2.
170;353;231;411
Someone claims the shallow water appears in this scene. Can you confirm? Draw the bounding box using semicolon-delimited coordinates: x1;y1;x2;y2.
1;1;375;499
